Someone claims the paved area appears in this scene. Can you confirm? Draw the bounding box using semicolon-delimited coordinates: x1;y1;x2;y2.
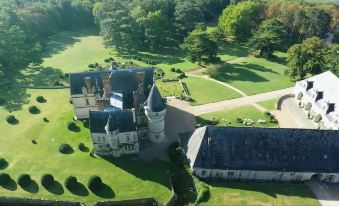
167;87;293;116
306;179;339;206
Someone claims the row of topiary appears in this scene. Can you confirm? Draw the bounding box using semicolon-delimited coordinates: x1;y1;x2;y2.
0;173;104;192
59;143;88;154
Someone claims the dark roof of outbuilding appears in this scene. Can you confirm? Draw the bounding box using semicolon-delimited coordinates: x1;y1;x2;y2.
180;126;339;173
146;84;165;112
70;68;154;108
89;110;136;133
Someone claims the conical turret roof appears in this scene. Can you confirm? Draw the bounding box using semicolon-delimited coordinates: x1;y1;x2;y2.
146;84;165;112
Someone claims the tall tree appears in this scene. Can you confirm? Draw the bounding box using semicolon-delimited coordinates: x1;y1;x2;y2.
251;19;285;59
325;44;339;76
180;24;219;64
286;37;326;79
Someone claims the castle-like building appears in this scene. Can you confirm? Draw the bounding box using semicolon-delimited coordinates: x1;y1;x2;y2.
70;67;166;158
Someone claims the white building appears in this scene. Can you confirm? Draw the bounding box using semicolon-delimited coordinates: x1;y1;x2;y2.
70;67;166;158
180;126;339;183
292;71;339;130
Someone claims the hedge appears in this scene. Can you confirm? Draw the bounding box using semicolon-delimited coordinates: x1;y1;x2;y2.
18;174;31;187
65;176;77;189
88;176;103;191
0;173;10;185
41;174;54;188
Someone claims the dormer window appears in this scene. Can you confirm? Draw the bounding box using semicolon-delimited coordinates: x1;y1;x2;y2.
326;103;335;114
306;81;314;91
315;91;324;102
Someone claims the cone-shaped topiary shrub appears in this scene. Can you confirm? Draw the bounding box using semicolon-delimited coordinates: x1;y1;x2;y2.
59;144;74;154
0;158;7;169
65;176;77;189
41;174;54;188
67;122;77;131
36;96;46;103
29;105;40;114
6;115;18;125
88;175;102;191
18;174;31;187
0;173;10;186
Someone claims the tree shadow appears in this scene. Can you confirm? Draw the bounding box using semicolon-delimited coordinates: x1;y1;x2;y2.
218;43;251;58
44;180;64;195
20;179;39;194
68;182;89;196
91;183;115;199
0;82;31;112
19;66;68;87
1;178;17;191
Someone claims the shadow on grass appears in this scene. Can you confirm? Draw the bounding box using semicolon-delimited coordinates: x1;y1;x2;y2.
68;182;89;196
20;179;39;194
218;42;251;58
20;66;68;87
91;183;115;199
1;178;17;191
44;180;64;195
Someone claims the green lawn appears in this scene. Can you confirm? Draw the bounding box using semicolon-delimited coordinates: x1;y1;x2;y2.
182;76;242;106
199;182;320;206
156;80;183;97
216;55;295;95
218;42;251;62
197;105;278;127
0;89;171;205
258;98;279;111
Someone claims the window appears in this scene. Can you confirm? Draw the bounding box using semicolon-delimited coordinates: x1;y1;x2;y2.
126;136;130;142
201;170;206;175
86;99;90;106
228;172;235;177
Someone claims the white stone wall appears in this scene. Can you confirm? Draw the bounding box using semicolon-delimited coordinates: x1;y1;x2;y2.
193;167;339;183
145;109;166;143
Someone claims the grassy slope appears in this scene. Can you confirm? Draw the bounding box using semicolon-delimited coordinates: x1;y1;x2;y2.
217;56;295;95
200;182;320;206
182;76;242;106
197;105;277;127
258;98;279;111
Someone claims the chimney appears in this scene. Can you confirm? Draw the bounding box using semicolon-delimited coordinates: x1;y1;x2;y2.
208;137;212;146
139;83;145;96
133;91;139;108
102;74;112;99
306;81;314;91
97;99;110;111
137;71;145;84
84;77;92;93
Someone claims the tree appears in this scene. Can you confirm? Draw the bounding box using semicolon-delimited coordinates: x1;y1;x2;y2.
286;37;326;79
180;24;219;64
218;1;263;40
325;44;339;76
334;31;339;44
251;19;285;59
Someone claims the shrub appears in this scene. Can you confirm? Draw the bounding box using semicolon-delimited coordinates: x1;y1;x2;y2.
59;144;74;154
65;176;77;189
43;117;49;122
6;115;18;125
0;158;7;169
236;118;243;123
64;73;70;78
104;58;110;63
88;64;95;68
32;140;37;144
82;120;89;128
170;68;175;72
167;142;188;168
0;173;10;185
17;174;31;187
270;117;278;124
41;174;54;187
54;80;63;86
67;121;77;131
196;181;210;204
29;105;40;114
177;72;186;79
78;143;88;152
175;68;182;73
206;65;222;79
36;96;46;103
0;97;5;105
88;175;103;191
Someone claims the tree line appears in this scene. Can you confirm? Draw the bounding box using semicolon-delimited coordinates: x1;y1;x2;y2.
0;0;96;79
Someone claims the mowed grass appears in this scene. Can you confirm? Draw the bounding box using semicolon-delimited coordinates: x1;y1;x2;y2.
199;182;320;206
182;76;242;106
0;89;171;205
156;80;183;97
218;42;251;62
258;98;279;111
197;105;278;127
217;56;295;95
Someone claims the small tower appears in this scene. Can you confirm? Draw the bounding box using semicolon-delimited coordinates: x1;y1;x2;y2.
144;84;166;143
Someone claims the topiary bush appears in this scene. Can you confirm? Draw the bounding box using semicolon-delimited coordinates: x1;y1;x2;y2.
67;121;77;131
0;158;8;169
65;176;77;189
170;68;175;72
236;118;243;123
88;64;95;68
177;72;186;79
196;181;210;204
17;174;31;187
36;96;46;103
0;173;10;186
88;175;103;191
59;144;74;154
29;105;40;114
175;68;182;73
41;174;54;188
6;115;18;125
0;97;5;105
78;143;89;152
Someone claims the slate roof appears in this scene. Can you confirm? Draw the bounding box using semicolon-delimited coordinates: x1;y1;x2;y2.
89;110;136;133
70;68;154;108
180;126;339;173
146;84;166;112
